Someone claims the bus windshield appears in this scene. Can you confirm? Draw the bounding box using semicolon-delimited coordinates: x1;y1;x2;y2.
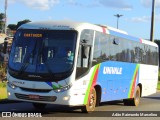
8;29;77;79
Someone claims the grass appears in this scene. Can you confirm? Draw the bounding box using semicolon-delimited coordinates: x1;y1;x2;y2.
159;70;160;81
157;81;160;90
0;82;7;100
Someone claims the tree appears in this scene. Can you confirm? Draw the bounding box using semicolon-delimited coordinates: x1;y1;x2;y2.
8;24;17;30
8;19;31;30
154;40;160;68
154;40;160;45
0;13;5;20
16;19;31;29
0;13;5;32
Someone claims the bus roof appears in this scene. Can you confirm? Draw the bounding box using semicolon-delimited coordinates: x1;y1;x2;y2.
19;20;158;47
96;24;128;35
19;20;92;30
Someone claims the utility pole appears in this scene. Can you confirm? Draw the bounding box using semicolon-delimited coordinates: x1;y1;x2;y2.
150;0;155;42
114;14;123;29
4;0;7;34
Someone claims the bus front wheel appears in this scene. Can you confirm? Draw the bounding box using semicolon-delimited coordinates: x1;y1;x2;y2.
81;88;96;113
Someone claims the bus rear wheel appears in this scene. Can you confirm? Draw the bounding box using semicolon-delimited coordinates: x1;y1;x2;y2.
123;86;141;106
131;86;141;106
81;88;96;113
32;103;47;110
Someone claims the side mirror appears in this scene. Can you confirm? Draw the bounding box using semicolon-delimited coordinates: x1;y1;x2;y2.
113;38;120;45
82;45;90;58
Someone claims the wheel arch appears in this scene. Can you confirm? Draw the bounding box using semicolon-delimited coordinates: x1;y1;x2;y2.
137;83;142;97
94;85;102;106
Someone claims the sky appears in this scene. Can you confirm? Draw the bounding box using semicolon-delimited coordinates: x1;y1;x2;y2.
0;0;160;40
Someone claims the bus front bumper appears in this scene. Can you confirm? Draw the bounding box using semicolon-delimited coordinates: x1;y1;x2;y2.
7;84;86;106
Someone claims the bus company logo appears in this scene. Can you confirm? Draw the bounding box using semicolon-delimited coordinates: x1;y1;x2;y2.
28;75;41;78
103;67;123;75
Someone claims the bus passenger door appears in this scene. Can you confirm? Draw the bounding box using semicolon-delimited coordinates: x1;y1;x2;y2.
76;29;94;79
76;42;91;78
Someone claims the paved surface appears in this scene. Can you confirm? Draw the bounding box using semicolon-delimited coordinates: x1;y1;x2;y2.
0;91;160;119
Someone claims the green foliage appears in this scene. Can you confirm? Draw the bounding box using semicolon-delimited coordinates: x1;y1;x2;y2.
0;82;7;100
0;62;7;82
8;24;17;30
0;13;5;20
16;19;31;29
157;81;160;90
0;13;5;31
0;82;6;88
0;59;7;100
159;70;160;81
154;40;160;45
8;19;31;30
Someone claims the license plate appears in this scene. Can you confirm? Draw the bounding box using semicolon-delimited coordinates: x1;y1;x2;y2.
29;94;40;99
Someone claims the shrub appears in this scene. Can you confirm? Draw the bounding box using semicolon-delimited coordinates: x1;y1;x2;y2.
0;62;7;82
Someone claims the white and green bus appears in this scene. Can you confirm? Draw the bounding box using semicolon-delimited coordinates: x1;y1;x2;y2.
7;21;159;112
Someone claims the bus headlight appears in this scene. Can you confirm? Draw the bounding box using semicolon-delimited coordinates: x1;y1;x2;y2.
8;82;17;89
54;84;72;93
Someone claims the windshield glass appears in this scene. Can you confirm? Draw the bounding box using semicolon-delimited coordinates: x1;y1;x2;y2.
9;29;77;75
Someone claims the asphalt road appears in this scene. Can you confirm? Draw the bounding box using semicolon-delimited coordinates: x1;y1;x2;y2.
0;91;160;118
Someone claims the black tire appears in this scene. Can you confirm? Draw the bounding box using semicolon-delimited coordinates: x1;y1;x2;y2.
123;99;132;106
81;88;96;113
32;103;47;110
123;86;141;106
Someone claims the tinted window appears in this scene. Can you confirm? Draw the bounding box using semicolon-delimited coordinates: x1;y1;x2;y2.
93;31;158;66
93;32;109;62
9;30;77;74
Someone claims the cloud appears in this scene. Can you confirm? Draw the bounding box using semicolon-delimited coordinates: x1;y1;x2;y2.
130;16;151;23
67;0;83;7
9;0;60;10
66;0;132;10
8;0;16;4
128;14;160;23
66;0;99;8
98;0;133;10
141;0;160;8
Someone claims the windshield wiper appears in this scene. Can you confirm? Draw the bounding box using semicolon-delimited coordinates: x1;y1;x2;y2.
37;39;55;78
18;40;37;75
44;61;55;78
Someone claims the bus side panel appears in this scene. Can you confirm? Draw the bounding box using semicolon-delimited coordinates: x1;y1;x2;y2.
139;64;158;96
96;61;140;102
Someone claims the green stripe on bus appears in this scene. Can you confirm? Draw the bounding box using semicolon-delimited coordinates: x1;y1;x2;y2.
128;64;139;98
83;64;100;105
52;84;59;90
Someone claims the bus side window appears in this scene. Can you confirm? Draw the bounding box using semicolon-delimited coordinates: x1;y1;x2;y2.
93;31;110;64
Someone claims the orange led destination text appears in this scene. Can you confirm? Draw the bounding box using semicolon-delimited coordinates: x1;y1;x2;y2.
24;33;42;38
